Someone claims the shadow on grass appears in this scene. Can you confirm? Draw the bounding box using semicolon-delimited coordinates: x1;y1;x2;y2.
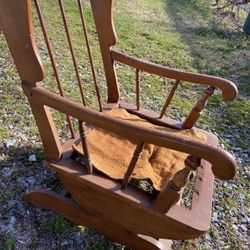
165;0;250;96
0;145;57;201
0;145;44;167
0;145;122;249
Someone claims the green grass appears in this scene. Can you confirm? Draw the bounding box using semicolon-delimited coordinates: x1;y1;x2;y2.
0;0;249;249
54;215;71;235
2;236;17;250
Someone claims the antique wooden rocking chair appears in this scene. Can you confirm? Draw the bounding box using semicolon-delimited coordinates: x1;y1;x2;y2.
0;0;238;249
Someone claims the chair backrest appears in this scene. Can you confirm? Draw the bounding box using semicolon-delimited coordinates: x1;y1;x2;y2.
0;0;121;156
0;0;118;91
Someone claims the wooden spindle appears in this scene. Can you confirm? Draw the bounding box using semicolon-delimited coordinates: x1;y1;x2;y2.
182;86;215;129
171;155;201;189
159;80;180;119
136;68;140;110
122;142;145;188
58;0;87;106
153;155;201;214
77;0;102;112
78;120;93;174
34;0;75;138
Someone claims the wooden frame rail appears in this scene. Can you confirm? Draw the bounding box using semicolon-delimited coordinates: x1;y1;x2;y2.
48;154;215;239
111;49;238;128
22;82;237;181
111;49;238;101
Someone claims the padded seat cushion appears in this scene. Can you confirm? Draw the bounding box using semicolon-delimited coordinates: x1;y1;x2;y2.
73;108;206;190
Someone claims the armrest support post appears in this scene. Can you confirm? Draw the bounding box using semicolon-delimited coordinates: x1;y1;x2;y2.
182;86;215;129
153;156;201;214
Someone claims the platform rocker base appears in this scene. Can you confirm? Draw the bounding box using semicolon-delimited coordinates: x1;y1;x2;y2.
25;189;172;250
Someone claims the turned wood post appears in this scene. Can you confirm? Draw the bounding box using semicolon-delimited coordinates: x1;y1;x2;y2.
153;155;201;214
182;86;215;129
79;121;93;174
136;68;140;111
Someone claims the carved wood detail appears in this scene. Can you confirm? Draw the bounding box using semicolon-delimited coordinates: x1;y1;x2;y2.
153;155;201;214
78;121;93;174
182;86;215;129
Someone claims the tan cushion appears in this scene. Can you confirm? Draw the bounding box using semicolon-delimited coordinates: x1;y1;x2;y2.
73;108;206;191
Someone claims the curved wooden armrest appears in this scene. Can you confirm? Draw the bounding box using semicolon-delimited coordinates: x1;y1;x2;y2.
22;82;237;181
111;49;238;101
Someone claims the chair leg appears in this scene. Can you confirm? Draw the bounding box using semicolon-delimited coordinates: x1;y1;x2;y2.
25;189;172;250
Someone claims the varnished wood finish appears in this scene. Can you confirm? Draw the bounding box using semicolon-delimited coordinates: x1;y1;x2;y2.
153;156;201;214
58;0;87;106
122;142;145;187
26;89;63;160
34;0;75;138
43;131;216;238
90;0;119;103
77;0;102;112
49;159;203;239
45;136;214;239
78;121;93;174
0;0;45;83
111;49;237;101
153;181;181;214
22;83;237;181
25;189;172;249
182;86;215;129
159;80;180;119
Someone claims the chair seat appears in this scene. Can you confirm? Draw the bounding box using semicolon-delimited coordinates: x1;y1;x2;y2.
73;108;206;190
